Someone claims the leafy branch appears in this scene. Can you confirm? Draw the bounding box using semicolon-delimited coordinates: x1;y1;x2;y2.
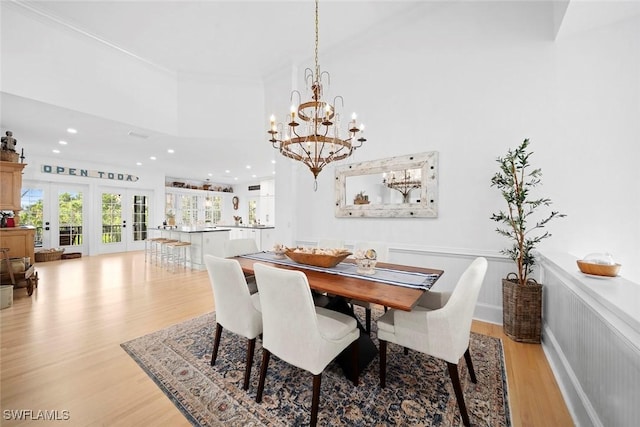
490;139;566;286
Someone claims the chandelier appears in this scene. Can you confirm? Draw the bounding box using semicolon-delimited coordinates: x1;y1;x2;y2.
383;169;422;203
268;0;366;188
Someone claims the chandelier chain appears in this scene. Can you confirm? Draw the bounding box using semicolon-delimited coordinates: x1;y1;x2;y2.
314;0;320;82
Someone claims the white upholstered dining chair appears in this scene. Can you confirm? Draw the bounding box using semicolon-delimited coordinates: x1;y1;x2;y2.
377;257;488;427
224;238;260;294
204;255;262;391
253;263;360;427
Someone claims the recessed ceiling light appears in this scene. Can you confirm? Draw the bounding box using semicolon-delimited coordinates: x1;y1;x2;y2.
167;149;174;154
58;140;68;145
66;128;77;134
150;156;156;160
52;149;60;154
273;171;276;174
225;170;230;174
246;165;251;169
252;174;257;178
234;177;238;181
208;173;213;177
136;162;142;166
271;160;276;164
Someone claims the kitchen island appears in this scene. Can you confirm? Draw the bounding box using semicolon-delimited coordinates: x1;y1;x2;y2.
225;225;275;251
151;227;230;270
150;225;276;270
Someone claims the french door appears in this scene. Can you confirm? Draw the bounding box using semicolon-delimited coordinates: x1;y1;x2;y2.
20;182;88;253
98;188;152;254
20;182;153;255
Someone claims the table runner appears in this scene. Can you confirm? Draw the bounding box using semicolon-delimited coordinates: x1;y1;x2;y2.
239;251;439;290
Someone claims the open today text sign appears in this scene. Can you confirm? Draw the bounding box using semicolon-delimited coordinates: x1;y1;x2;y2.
41;165;139;182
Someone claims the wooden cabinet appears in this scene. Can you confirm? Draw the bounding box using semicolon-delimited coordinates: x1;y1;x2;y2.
0;228;35;261
0;159;35;261
0;161;26;213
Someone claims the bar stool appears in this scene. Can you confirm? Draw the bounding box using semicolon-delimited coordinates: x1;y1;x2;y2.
146;237;167;264
158;239;179;267
166;241;192;272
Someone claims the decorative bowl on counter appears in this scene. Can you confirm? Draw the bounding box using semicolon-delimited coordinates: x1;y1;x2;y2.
576;260;621;277
285;249;352;268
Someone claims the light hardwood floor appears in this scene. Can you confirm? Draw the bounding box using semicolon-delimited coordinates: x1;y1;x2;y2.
0;252;573;426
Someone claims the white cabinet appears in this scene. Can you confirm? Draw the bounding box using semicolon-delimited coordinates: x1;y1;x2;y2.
155;228;230;270
259;179;275;225
227;227;275;252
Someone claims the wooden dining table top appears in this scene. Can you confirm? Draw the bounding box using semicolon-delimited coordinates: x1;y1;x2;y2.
233;256;444;312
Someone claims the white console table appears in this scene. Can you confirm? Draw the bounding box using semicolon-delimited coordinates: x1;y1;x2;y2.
538;251;640;427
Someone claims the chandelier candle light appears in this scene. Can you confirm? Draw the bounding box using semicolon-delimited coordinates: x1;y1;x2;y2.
268;0;366;188
383;169;422;203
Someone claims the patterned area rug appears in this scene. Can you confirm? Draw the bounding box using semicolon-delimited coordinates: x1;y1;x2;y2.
121;308;511;426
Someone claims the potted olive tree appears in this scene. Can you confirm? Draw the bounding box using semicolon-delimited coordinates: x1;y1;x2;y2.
490;139;565;343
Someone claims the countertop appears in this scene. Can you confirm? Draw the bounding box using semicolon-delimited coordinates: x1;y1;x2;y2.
155;225;274;233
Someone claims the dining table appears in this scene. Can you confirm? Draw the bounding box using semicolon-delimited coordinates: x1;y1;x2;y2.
234;252;444;311
233;251;445;380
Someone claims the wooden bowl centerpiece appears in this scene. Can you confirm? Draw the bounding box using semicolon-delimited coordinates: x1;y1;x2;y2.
576;260;621;277
285;248;352;268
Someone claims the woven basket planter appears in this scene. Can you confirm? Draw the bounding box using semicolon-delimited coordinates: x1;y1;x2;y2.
502;278;542;343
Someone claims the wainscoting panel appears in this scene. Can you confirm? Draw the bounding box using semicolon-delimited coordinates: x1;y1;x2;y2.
540;252;640;427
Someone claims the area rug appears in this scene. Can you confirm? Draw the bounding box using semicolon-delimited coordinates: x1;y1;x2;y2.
121;309;511;426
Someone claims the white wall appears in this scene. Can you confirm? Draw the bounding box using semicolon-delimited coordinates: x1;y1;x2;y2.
0;2;179;135
269;2;639;293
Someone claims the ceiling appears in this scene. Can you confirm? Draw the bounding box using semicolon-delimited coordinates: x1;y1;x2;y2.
0;0;423;185
2;1;639;185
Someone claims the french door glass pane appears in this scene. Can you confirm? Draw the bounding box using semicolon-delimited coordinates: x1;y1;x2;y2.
59;191;83;246
132;194;148;242
19;187;44;247
102;193;122;243
204;195;222;224
180;194;198;225
248;199;257;224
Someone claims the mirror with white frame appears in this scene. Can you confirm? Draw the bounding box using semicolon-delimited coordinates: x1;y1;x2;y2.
335;151;438;218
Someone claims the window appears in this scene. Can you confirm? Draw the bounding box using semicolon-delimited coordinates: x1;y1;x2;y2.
204;195;222;224
132;194;149;241
60;191;84;246
20;188;44;247
180;194;198;225
101;192;121;243
248;199;257;224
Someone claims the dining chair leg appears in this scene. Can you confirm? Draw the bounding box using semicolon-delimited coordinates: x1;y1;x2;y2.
256;349;271;403
463;347;477;383
243;338;256;391
211;323;223;366
365;308;371;334
350;339;359;386
379;339;387;388
311;373;322;427
403;347;409;355
447;362;471;427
